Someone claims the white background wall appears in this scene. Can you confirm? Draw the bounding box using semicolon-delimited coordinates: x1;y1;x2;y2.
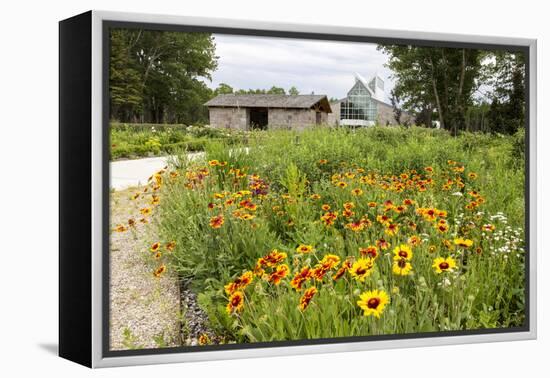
0;0;546;376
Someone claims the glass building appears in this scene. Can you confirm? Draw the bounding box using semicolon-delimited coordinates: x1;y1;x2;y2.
340;73;385;126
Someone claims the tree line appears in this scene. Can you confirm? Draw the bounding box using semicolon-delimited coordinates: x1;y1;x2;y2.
213;83;300;96
109;29;304;124
110;29;217;124
378;45;525;134
109;29;526;134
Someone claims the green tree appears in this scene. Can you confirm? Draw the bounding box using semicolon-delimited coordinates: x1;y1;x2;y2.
267;86;286;95
109;29;218;124
288;86;300;95
378;45;483;134
486;52;525;134
109;29;143;122
214;83;234;95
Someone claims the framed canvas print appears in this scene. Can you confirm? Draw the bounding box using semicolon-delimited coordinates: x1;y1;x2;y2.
59;10;537;368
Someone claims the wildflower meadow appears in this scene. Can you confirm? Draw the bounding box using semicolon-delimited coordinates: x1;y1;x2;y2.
113;126;526;345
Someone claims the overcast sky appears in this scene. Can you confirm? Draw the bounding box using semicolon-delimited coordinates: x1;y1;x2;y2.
207;34;395;102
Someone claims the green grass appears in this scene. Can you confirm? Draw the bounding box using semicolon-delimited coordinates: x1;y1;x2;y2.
152;126;525;343
109;122;248;160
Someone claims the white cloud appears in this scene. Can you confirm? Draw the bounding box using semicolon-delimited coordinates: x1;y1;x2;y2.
208;34;395;102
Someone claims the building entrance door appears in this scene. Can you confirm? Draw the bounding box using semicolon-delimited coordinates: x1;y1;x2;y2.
250;108;268;130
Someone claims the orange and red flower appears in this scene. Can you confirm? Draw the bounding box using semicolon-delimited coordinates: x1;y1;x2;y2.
209;215;225;229
299;287;318;311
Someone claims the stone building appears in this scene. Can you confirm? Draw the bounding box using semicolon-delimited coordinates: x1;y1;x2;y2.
327;73;415;127
204;94;332;130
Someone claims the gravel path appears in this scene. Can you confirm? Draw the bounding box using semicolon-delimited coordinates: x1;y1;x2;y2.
109;187;181;350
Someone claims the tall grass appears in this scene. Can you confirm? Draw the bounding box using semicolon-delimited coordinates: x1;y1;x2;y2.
157;126;525;343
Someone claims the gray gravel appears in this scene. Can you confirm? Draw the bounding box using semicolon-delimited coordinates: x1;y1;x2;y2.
109;188;181;350
179;279;215;346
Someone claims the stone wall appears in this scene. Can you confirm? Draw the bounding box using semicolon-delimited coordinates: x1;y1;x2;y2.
328;101;341;126
208;107;332;130
208;107;248;130
268;108;325;130
376;102;415;126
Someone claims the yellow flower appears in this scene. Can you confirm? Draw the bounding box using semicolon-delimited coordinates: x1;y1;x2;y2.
113;224;128;232
268;264;290;285
359;246;378;259
342;209;355;218
351;188;363;196
198;334;210;345
319;254;341;270
140;207;152;216
208;159;219;166
290;267;312;291
299;287;318;311
403;198;415;206
392;258;413;276
226;291;244;314
357;289;390;318
432;256;457;273
436;222;449;233
336;181;348;189
153;173;163;186
407;235;422;246
332;259;353;281
385;223;399;236
239;199;257;211
346;221;364;232
150;242;161;253
165;241;176;251
393;244;413;261
224;271;254;295
454;238;473;248
310;194;321;200
296;244;314;254
376;238;391;250
257;250;287;268
349;258;375;282
343;202;355;211
209;215;224;229
481;224;495;232
153;264;166;278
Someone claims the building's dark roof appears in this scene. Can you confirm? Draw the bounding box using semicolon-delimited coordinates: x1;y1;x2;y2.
205;94;332;112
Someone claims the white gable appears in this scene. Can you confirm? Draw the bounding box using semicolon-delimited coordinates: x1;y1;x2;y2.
354;72;385;102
